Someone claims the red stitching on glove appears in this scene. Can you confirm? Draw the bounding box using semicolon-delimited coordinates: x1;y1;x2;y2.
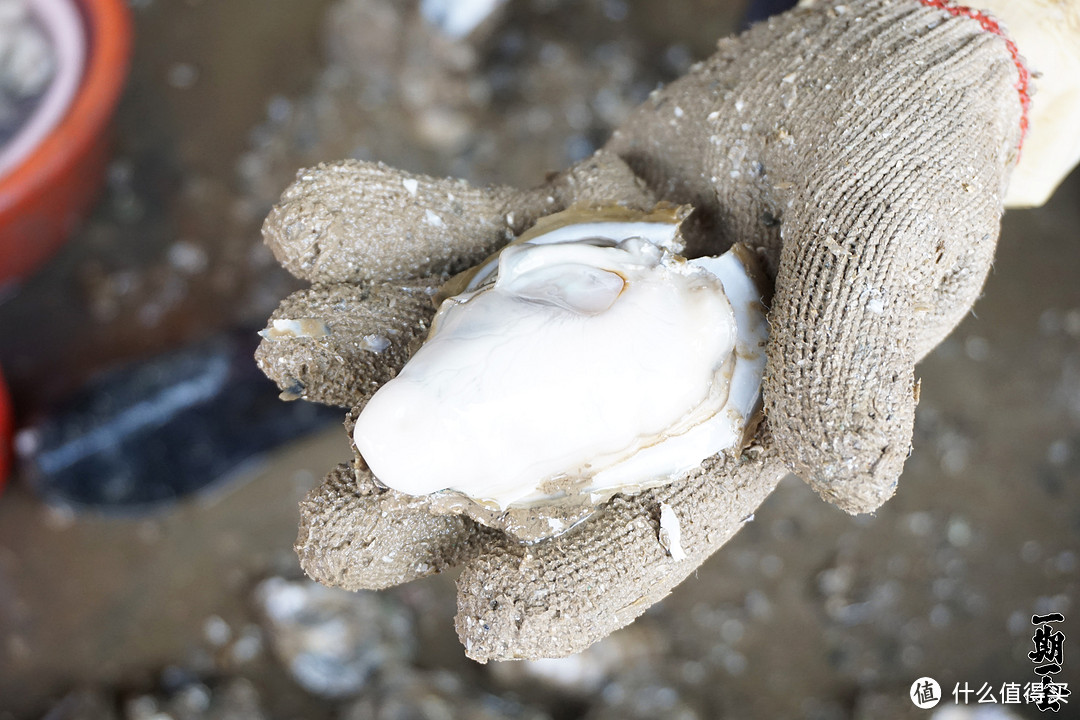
918;0;1031;152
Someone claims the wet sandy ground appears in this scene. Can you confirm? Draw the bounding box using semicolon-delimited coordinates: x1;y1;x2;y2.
0;0;1077;718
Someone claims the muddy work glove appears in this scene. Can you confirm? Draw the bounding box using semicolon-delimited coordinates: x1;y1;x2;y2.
258;0;1031;661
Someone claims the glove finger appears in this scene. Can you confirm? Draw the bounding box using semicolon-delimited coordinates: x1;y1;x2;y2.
454;444;789;662
297;463;502;591
264;151;660;286
761;8;1025;515
264;160;525;284
255;279;437;408
603;2;1026;515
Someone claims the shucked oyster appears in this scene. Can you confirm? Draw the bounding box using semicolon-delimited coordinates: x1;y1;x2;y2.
353;206;769;539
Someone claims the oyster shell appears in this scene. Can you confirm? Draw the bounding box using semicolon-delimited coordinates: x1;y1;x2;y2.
353;206;769;540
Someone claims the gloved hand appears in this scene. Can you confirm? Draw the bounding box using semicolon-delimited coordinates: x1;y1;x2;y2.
257;0;1028;661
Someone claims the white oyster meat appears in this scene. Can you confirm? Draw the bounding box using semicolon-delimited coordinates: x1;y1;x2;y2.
353;207;769;510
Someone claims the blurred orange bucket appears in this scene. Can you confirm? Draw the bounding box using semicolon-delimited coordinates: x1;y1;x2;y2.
0;0;133;287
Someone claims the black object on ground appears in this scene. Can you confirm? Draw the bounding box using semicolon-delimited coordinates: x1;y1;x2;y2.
19;331;340;512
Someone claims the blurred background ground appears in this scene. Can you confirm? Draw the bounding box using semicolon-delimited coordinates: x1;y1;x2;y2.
0;0;1077;718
